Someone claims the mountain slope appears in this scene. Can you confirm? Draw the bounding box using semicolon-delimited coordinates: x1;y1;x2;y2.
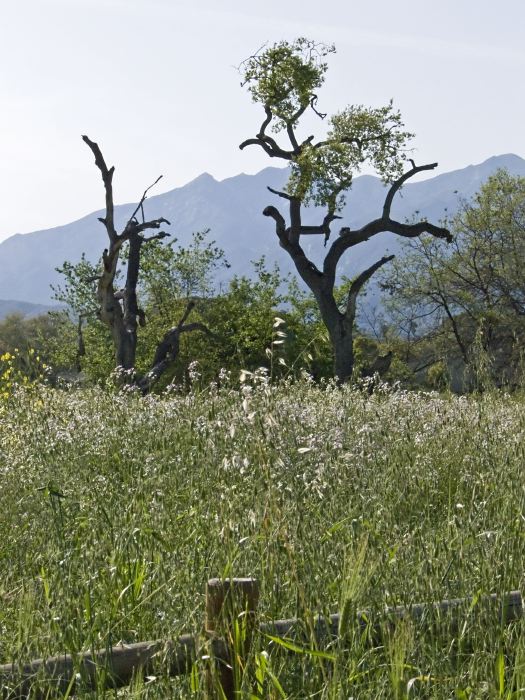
0;154;524;304
0;299;59;320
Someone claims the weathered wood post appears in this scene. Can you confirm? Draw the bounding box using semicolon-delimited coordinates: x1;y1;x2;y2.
205;578;259;699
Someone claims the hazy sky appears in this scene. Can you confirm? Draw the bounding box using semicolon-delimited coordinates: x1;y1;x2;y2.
1;0;524;241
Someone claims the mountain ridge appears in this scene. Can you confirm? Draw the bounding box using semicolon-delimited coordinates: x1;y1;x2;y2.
0;153;524;305
0;299;59;320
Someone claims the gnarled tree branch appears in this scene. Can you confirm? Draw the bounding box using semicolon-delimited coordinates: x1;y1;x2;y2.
137;302;215;394
82;135;117;241
263;205;322;288
382;161;438;219
322;163;452;286
346;255;395;322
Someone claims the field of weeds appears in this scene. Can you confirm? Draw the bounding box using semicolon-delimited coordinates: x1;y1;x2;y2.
1;376;525;698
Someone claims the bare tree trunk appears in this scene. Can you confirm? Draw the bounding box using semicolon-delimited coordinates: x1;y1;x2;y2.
83;135;214;391
330;320;355;383
314;290;354;382
111;231;146;372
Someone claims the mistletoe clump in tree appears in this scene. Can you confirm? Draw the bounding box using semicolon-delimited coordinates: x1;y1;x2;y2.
239;38;452;382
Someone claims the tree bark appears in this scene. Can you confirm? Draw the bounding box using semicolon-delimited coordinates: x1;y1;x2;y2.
330;318;355;383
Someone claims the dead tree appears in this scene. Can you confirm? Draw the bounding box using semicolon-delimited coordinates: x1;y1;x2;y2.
83;136;212;391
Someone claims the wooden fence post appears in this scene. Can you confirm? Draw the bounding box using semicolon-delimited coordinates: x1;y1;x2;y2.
205;578;259;699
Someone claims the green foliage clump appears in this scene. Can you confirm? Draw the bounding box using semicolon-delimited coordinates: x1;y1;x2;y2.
289;102;413;210
426;360;450;390
241;37;335;130
241;38;413;211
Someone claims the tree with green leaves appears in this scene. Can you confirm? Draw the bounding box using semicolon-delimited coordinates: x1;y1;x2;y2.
382;169;525;388
239;38;451;382
52;253;110;374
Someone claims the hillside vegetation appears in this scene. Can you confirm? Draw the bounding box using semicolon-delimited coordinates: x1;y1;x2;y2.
1;378;524;697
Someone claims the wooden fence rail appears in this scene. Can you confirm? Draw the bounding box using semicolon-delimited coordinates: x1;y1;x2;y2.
0;579;522;699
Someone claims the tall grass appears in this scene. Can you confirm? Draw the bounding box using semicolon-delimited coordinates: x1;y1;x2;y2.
1;375;525;697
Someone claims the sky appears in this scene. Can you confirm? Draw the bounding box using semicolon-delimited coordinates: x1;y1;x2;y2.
0;0;524;241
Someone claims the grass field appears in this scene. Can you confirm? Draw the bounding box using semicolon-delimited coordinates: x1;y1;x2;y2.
1;375;525;697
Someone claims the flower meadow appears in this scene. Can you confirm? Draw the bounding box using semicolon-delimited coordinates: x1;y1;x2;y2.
1;376;525;697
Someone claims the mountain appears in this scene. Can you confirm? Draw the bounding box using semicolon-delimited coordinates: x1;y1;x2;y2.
0;299;59;320
0;154;524;305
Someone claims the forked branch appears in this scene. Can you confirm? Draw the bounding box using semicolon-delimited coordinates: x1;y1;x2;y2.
382;161;439;219
346;255;395;321
137;301;215;394
129;175;163;224
323;162;452;283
